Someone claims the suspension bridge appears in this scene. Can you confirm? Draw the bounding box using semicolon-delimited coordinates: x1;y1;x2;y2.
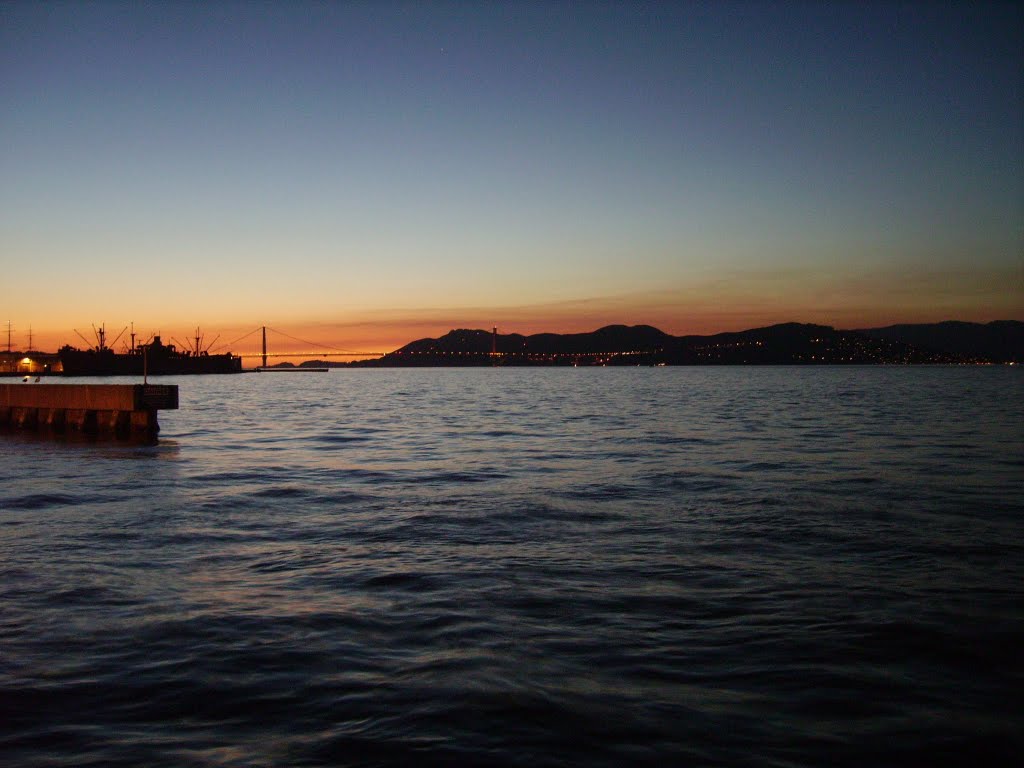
209;326;388;366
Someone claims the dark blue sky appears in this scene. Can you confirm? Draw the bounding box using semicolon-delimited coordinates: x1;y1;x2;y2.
2;1;1021;346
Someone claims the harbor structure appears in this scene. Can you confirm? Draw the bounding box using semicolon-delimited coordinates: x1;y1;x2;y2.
0;352;62;376
0;383;178;438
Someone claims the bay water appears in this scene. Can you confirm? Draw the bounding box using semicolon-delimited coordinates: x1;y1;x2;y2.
1;367;1021;766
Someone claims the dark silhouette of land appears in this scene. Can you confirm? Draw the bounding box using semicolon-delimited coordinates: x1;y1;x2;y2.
295;320;1022;367
855;321;1024;364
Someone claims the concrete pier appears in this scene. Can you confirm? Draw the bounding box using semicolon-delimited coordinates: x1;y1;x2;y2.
0;384;178;438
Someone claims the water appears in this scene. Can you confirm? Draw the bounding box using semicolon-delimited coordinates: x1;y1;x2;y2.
1;367;1021;767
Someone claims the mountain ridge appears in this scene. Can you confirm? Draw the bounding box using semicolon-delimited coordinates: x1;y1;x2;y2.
855;320;1024;362
314;320;1022;367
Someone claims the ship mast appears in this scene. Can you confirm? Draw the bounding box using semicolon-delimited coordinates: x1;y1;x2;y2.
92;323;107;351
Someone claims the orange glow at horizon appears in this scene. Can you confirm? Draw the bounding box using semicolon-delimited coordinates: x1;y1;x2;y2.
9;264;1021;360
16;309;1020;366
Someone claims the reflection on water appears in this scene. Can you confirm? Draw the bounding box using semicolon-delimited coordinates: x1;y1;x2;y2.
1;367;1022;766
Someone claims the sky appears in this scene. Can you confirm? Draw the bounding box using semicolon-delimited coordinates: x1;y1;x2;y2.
2;0;1021;357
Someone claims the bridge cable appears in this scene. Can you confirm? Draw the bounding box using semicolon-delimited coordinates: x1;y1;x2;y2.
264;326;364;355
209;327;262;353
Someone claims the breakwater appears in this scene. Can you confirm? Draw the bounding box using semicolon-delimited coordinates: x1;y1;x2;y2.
0;383;178;437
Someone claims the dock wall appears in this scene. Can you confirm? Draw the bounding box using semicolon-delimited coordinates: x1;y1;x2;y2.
0;384;178;438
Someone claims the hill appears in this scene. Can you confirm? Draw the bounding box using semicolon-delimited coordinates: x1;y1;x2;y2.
340;321;1005;366
854;321;1024;363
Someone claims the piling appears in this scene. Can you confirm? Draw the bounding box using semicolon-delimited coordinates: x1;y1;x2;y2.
0;384;178;438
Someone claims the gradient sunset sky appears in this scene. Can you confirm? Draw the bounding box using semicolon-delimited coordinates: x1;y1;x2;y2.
2;1;1021;355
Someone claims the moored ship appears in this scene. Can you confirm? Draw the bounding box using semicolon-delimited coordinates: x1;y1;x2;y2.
59;326;243;376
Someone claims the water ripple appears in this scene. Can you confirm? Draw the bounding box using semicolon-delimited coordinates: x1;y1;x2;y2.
1;367;1021;767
